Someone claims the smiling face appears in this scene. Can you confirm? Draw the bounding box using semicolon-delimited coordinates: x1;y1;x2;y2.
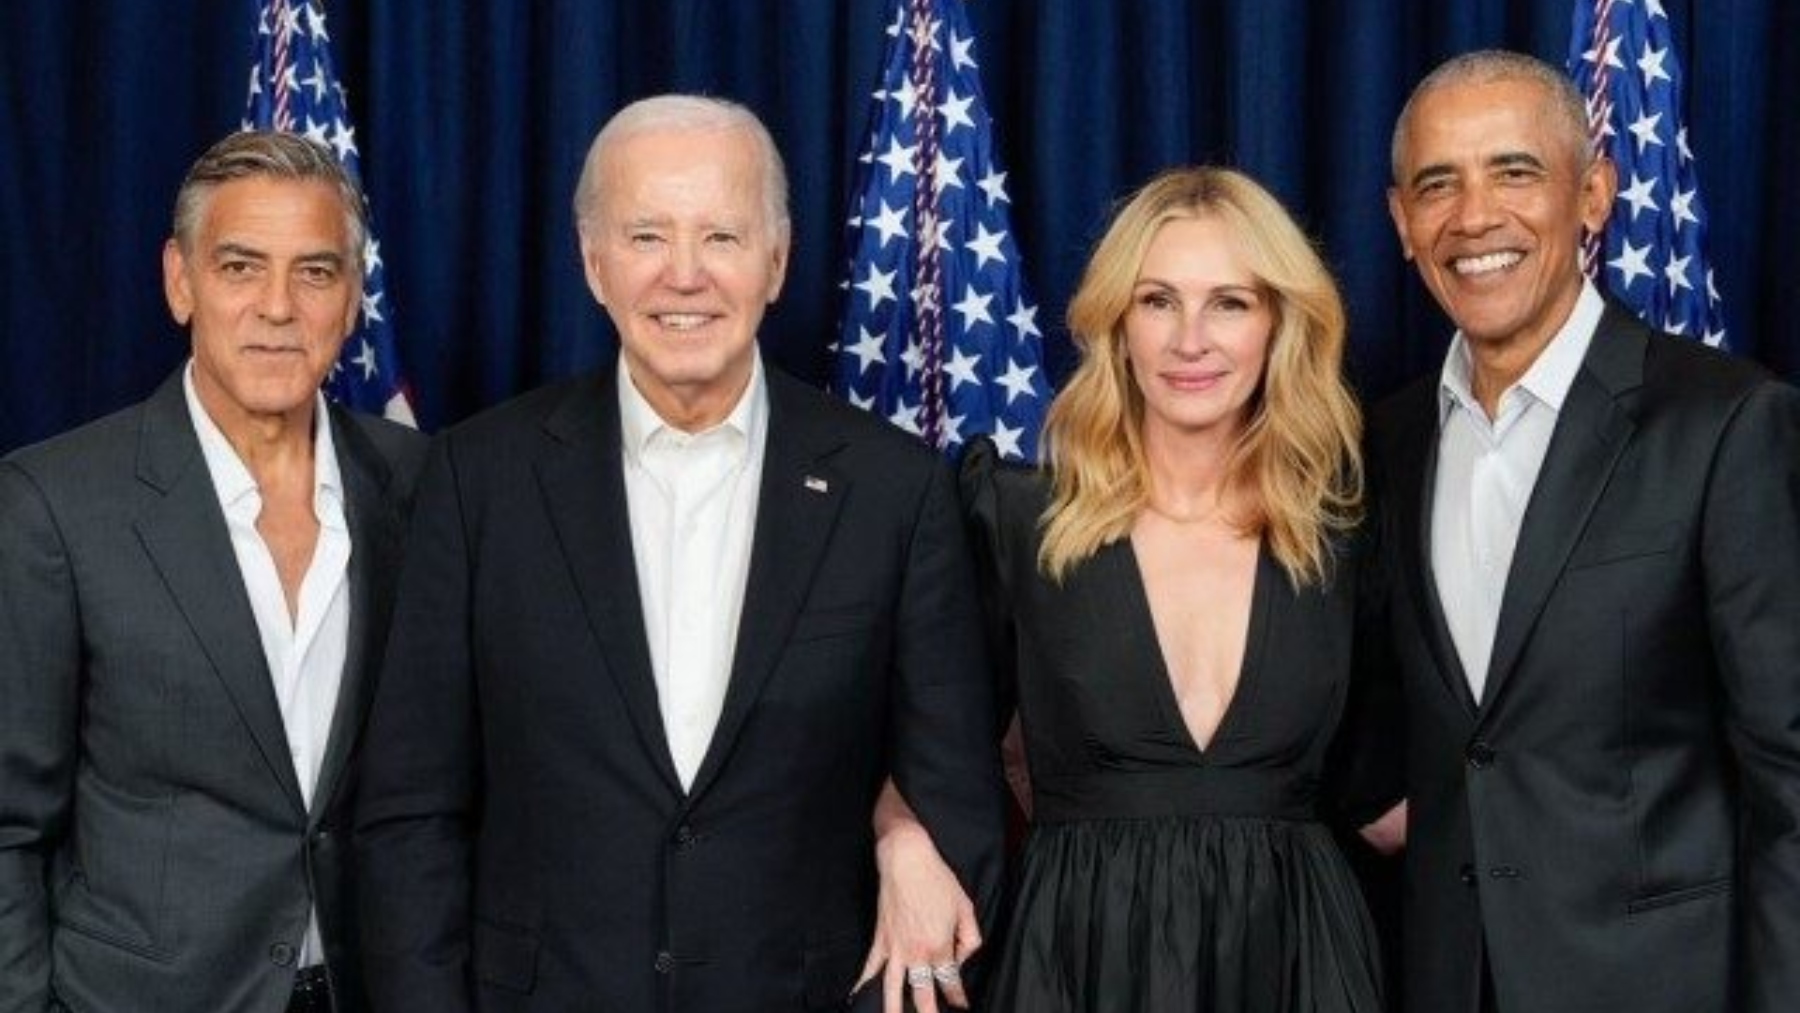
163;175;360;435
1124;215;1273;445
580;124;789;430
1388;75;1614;363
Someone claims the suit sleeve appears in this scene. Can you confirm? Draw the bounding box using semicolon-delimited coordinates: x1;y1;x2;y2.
888;455;1008;950
1329;463;1407;830
956;437;1019;732
0;462;80;1013
352;437;479;1013
1703;380;1800;1012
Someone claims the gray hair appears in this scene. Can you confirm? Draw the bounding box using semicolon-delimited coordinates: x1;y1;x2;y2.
171;131;368;271
1391;49;1594;183
572;94;790;243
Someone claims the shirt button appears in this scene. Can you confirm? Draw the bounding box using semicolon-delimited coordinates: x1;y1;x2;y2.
654;950;676;974
269;941;296;967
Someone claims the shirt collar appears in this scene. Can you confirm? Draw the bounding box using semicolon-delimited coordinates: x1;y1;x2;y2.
182;360;343;518
617;352;766;462
1438;277;1606;423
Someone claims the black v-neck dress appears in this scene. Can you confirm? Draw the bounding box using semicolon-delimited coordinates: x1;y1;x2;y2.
962;441;1381;1013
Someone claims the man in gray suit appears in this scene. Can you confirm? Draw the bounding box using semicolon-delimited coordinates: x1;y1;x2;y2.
0;132;426;1013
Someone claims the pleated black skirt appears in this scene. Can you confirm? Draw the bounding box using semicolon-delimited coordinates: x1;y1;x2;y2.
984;815;1382;1013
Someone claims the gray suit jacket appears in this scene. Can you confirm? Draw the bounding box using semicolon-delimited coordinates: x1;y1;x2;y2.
0;371;426;1013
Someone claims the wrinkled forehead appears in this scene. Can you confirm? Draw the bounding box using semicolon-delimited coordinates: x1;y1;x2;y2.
603;125;764;186
192;176;357;250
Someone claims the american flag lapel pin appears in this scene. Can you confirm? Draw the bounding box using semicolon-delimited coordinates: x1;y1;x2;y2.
804;475;830;494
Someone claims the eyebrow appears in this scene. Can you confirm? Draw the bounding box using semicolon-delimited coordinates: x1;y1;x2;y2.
1488;151;1548;172
210;242;346;267
618;212;754;230
1405;163;1456;190
1132;277;1261;297
1406;149;1548;190
210;242;268;262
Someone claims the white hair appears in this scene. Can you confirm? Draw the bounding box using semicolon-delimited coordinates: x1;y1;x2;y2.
572;94;790;243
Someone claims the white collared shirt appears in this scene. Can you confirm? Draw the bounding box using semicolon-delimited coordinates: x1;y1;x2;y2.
1431;280;1605;702
183;363;351;968
619;356;768;791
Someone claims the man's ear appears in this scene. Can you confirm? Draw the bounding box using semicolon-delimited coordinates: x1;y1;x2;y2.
579;235;608;307
163;239;194;325
1386;187;1414;262
764;233;790;304
341;273;364;336
1578;155;1618;237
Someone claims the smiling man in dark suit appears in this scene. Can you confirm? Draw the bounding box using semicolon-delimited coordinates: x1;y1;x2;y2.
0;132;426;1013
352;95;1005;1013
1367;49;1800;1013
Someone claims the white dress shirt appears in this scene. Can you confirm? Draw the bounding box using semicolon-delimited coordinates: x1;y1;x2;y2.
183;364;351;968
1431;280;1605;702
619;356;768;790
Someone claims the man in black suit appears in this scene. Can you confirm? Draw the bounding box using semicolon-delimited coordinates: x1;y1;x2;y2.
352;95;1005;1012
1367;49;1800;1013
0;132;425;1012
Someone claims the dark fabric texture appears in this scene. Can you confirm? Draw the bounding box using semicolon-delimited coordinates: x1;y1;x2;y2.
3;1;1797;451
1363;302;1800;1013
961;439;1382;1013
0;373;427;1013
351;361;1007;1012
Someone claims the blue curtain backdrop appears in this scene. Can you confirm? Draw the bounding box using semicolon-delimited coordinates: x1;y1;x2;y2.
2;0;1795;453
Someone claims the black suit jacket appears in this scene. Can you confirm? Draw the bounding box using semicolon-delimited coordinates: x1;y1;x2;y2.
0;371;427;1013
353;360;1006;1012
1364;304;1800;1013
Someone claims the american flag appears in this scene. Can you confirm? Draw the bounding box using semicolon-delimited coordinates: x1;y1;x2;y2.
1569;0;1728;348
833;0;1047;461
243;0;417;423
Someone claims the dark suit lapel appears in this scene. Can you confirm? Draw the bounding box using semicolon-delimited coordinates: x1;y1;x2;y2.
685;371;847;803
534;367;683;794
1393;384;1480;717
131;373;306;813
312;407;405;819
1481;307;1644;714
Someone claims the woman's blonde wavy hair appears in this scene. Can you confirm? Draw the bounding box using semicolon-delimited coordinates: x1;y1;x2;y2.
1039;166;1363;588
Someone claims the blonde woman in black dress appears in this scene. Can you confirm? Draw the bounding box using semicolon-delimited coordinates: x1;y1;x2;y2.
965;166;1381;1012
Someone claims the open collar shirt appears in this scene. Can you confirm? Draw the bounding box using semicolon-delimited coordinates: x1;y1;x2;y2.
183;362;350;967
1431;280;1604;703
618;355;768;791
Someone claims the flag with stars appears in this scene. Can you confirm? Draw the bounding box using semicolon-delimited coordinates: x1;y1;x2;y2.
832;0;1048;461
243;0;417;423
1569;0;1728;348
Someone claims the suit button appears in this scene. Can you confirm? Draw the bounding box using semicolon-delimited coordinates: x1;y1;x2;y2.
654;950;676;974
269;942;296;967
674;825;696;850
1490;865;1522;880
1458;863;1477;887
1466;740;1496;769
